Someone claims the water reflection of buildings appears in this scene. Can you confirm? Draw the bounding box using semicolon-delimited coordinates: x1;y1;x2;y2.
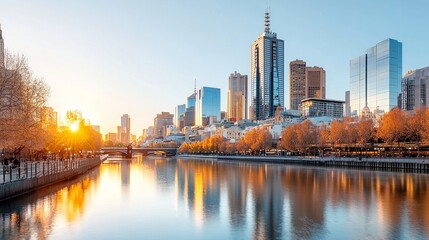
174;158;429;239
0;169;100;239
176;160;221;226
121;160;131;200
154;159;176;189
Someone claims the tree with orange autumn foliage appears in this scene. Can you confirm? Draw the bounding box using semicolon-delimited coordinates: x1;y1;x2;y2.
423;108;429;143
243;128;272;154
377;107;408;145
355;118;374;145
279;120;319;155
318;123;330;153
279;124;298;152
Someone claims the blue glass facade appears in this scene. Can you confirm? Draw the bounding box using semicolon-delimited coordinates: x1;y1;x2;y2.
187;93;196;108
195;87;221;126
350;39;402;116
175;104;186;128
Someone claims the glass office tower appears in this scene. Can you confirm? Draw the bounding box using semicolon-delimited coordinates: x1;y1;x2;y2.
350;38;402;116
250;11;284;120
175;104;186;129
195;87;221;126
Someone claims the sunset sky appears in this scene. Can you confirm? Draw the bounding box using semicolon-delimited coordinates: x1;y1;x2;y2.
1;0;428;135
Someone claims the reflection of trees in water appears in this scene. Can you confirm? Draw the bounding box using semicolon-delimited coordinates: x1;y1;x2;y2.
175;159;429;239
0;168;100;239
176;160;221;223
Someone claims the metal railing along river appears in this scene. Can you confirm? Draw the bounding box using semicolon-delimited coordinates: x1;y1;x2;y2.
0;158;100;184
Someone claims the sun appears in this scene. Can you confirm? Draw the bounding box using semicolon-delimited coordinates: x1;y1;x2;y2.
70;121;79;132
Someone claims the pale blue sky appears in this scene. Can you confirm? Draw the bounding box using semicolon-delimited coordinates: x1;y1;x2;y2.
1;0;428;134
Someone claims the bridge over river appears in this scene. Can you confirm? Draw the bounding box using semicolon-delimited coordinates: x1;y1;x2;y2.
101;147;177;157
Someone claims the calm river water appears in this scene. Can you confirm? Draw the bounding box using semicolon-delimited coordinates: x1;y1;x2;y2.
1;155;429;239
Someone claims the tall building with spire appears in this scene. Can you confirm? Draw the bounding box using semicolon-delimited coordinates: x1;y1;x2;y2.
0;24;5;68
250;11;284;120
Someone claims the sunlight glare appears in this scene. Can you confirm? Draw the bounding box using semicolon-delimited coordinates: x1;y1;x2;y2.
70;122;79;132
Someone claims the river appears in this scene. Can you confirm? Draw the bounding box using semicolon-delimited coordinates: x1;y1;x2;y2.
1;155;429;239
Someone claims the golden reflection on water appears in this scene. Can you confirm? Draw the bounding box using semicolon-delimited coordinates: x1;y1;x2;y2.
174;159;429;239
0;166;100;240
1;156;429;239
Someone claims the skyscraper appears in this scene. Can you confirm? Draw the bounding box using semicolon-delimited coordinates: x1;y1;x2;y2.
175;104;186;129
289;60;306;110
250;11;284;120
187;92;196;108
350;38;402;116
227;71;248;121
305;67;326;99
0;24;4;68
121;114;131;144
195;87;221;126
402;67;429;110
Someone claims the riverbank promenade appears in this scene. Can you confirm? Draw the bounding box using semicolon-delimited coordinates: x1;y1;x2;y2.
178;154;429;172
0;155;108;201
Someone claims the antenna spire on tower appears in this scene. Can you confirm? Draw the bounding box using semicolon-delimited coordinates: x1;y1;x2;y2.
264;10;270;33
194;78;197;94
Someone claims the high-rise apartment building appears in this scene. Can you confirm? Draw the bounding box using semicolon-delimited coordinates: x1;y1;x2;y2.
121;114;131;144
402;67;429;111
350;38;402;116
306;67;326;99
154;112;174;137
195;87;221;126
0;24;4;68
175;104;186;129
289;60;306;110
250;12;284;120
227;71;248;121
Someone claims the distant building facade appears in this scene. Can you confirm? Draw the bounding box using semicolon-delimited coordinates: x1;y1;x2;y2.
250;12;284;120
227;71;248;121
305;67;326;99
350;38;402;116
289;60;306;110
187;92;196;108
117;126;121;143
154;112;174;137
402;67;429;111
105;132;117;143
121;114;131;144
301;98;344;119
195;87;221;126
345;91;351;117
175;104;186;129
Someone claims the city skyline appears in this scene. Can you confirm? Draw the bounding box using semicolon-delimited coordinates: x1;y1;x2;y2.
1;1;428;134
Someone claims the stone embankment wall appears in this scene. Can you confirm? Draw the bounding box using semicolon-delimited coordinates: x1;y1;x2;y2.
177;155;429;172
0;158;102;202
